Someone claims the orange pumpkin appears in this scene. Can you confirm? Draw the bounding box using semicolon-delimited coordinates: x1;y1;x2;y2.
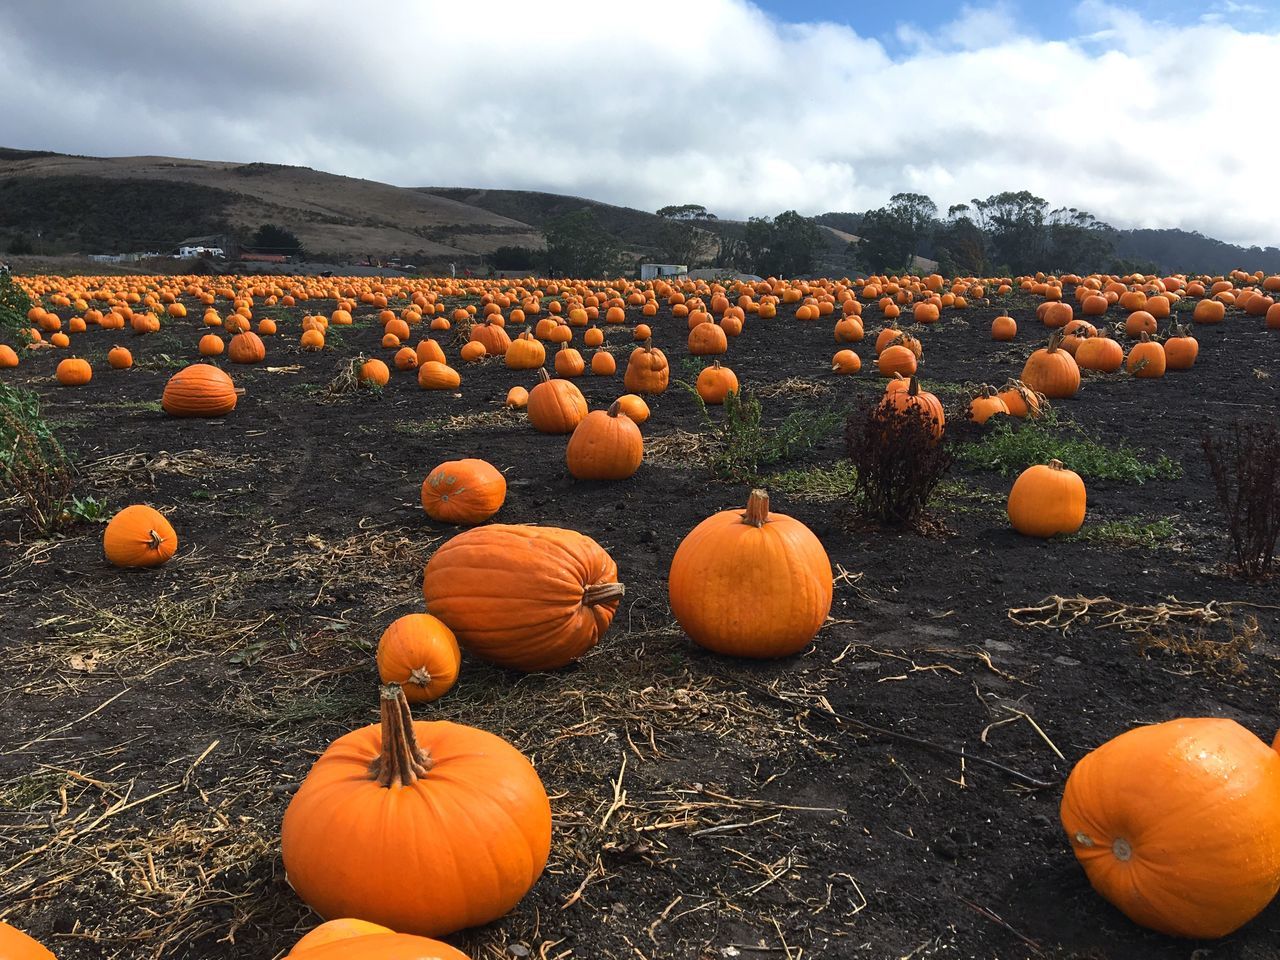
0;921;56;960
162;363;238;417
622;340;669;395
422;524;623;670
281;685;551;937
103;504;178;567
421;458;507;525
1061;717;1280;939
831;349;861;374
55;357;92;385
359;358;391;386
1021;333;1080;398
614;393;650;424
228;331;266;364
417;361;460;390
527;369;587;433
376;614;461;703
1007;460;1085;537
0;344;19;368
1125;333;1166;378
286;919;469;958
695;360;739;405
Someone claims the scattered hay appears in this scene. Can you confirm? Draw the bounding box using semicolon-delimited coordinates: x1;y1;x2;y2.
645;428;711;465
84;449;259;491
754;377;831;399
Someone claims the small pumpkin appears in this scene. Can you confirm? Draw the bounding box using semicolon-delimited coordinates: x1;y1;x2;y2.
879;376;944;439
554;343;586;377
969;385;1009;425
565;401;644;480
359;358;390;386
1163;324;1199;370
504;331;545;370
423;524;624;670
300;328;325;351
421;458;507;525
416;339;446;365
527;368;587;433
668;490;832;659
55;357;92;385
103;504;177;568
281;685;551;936
996;379;1047;419
1074;328;1124;373
876;343;918;378
459;341;487;363
106;346;133;370
228;331;266;364
162;363;238;417
590;349;616;375
198;333;225;357
1007;459;1085;537
376;614;461;703
688;321;728;356
991;311;1017;341
695;360;739;405
505;386;529;410
831;349;861;374
1125;332;1166;378
286;919;469;958
614;393;650;424
1021;332;1080;399
0;344;19;368
1060;717;1280;939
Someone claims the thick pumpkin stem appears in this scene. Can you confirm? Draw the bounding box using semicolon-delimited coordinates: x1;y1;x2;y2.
1047;459;1066;471
147;529;163;551
1047;331;1064;352
606;401;621;418
537;367;550;383
369;684;433;788
743;489;771;527
584;581;626;605
408;666;432;687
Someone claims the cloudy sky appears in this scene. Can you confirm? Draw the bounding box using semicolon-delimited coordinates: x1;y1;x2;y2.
2;0;1277;246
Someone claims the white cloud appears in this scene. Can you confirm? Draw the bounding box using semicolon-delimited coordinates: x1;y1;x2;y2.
0;0;1275;247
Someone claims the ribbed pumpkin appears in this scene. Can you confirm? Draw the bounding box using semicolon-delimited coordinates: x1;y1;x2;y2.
1075;329;1124;373
228;331;266;364
0;921;56;960
695;361;739;405
831;349;861;374
1163;325;1199;370
527;369;587;433
55;357;92;385
554;343;585;377
1061;718;1280;939
286;919;469;959
996;379;1046;419
969;385;1009;425
991;311;1017;341
376;614;461;703
590;349;616;376
505;331;545;370
422;524;623;671
103;504;177;568
878;376;944;439
1007;460;1085;537
614;393;650;424
668;490;832;659
417;361;460;390
566;401;643;480
358;358;390;386
281;685;551;937
1125;333;1166;378
622;340;669;395
469;319;511;355
688;321;728;355
421;458;506;525
1021;333;1080;398
162;364;238;417
198;333;225;357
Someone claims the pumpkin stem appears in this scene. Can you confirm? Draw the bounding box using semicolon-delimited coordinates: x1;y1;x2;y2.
1047;331;1064;353
1047;459;1065;470
606;400;621;418
584;581;626;605
537;367;550;383
743;488;771;527
147;529;163;551
369;684;432;788
907;376;920;397
408;666;432;687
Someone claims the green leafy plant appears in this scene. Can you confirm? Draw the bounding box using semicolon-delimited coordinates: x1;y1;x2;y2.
0;271;34;334
0;382;75;535
694;387;843;483
958;409;1179;482
1072;518;1176;548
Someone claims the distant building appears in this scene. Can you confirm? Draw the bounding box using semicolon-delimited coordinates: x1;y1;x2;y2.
639;263;688;280
176;245;225;259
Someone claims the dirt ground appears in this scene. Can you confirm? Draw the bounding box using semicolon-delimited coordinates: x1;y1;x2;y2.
1;286;1278;960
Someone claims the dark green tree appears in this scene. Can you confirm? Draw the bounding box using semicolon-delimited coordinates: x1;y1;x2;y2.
656;204;717;267
655;204;717;221
249;223;305;257
743;210;823;277
541;209;626;278
1046;207;1115;273
851;194;937;273
934;204;989;277
485;245;539;270
970;191;1048;273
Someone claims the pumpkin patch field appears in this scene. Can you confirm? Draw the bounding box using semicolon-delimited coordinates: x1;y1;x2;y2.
2;270;1280;959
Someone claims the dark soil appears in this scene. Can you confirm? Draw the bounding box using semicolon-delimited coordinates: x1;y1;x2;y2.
2;285;1278;960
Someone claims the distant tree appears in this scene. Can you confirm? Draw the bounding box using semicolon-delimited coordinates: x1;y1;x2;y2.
541;209;626;278
485;245;539;270
655;203;717;221
744;210;823;277
712;235;751;272
250;223;305;258
656;204;717;267
934;204;989;277
851;194;937;273
1046;207;1115;273
6;234;33;256
970;191;1049;273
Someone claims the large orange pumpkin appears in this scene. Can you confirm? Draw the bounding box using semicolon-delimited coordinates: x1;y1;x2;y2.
228;331;266;364
622;340;669;395
281;685;551;937
1007;460;1085;537
1061;717;1280;939
0;921;56;960
565;401;644;480
103;504;178;567
527;369;587;434
286;919;469;958
375;614;461;703
668;490;832;659
422;524;623;671
421;458;506;524
1021;333;1080;398
162;364;238;417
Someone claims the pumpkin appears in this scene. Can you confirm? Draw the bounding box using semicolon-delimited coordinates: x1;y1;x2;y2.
416;339;446;365
879;376;944;439
423;524;623;670
1007;460;1085;537
590;349;616;375
198;333;225;357
614;393;650;424
668;489;832;659
1163;325;1199;370
831;349;860;374
228;331;266;364
459;341;486;363
583;327;605;348
55;357;92;385
0;921;56;960
103;504;177;568
356;358;390;387
527;368;587;433
991;311;1017;341
1125;332;1166;378
0;344;18;368
1021;333;1080;398
107;346;133;369
50;332;70;348
300;328;326;351
469;319;511;355
376;614;461;703
996;379;1046;419
565;401;644;480
505;331;545;370
554;343;586;377
281;685;551;936
421;458;506;525
876;343;917;378
505;386;529;410
1123;310;1157;338
1061;717;1280;939
417;361;460;390
162;363;238;417
287;919;469;958
969;385;1009;425
623;340;669;395
1075;328;1124;373
1192;299;1226;324
688;321;728;355
695;360;739;405
833;317;864;343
